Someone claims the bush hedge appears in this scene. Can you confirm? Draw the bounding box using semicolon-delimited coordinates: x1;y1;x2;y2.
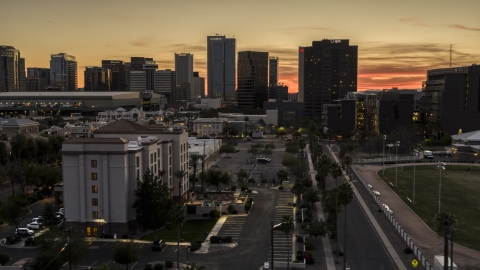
0;252;10;265
210;210;221;219
210;236;232;244
143;264;153;270
305;241;315;251
165;261;173;268
154;263;164;270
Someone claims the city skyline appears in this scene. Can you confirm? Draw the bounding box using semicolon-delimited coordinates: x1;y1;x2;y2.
1;0;479;93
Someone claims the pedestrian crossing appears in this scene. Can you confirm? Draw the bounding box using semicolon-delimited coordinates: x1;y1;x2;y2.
216;216;247;241
269;190;295;262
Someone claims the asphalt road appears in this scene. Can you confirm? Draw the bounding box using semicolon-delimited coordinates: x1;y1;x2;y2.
326;143;397;270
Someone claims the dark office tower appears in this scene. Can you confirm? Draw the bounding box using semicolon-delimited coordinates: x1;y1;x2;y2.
207;35;236;100
269;56;278;86
102;60;126;91
175;53;194;99
236;51;269;108
143;61;158;91
0;45;25;92
26;68;50;91
175;83;191;102
193;72;205;100
50;53;77;91
84;67;111;91
268;84;289;101
125;62;131;90
299;39;358;119
420;64;480;135
155;69;176;103
130;57;152;71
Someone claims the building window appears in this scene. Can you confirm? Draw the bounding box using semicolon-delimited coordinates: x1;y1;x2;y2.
136;156;139;167
93;211;98;219
91;173;97;181
92;198;98;206
154;152;156;161
151;153;153;163
137;169;139;179
91;160;97;168
169;146;172;155
92;186;98;193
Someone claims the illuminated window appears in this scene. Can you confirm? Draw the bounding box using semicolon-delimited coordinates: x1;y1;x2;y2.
91;160;97;168
91;173;97;181
92;211;98;219
92;198;98;206
92;186;98;193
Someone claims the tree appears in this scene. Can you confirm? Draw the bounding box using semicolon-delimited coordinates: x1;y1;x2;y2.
298;139;307;159
42;202;59;228
330;162;343;186
132;170;172;231
189;154;201;192
173;170;188;204
158;169;167;184
435;212;457;270
113;241;139;270
0;196;27;231
277;169;289;183
169;205;185;270
285;141;299;154
344;156;353;178
316;155;331;191
243;116;249;135
60;230;90;269
0;141;8;166
303;219;330;239
247;147;260;158
303;188;321;208
337;181;353;267
290;181;306;203
321;187;340;238
281;215;295;270
219;143;235;157
258;119;266;131
281;153;300;173
205;168;231;192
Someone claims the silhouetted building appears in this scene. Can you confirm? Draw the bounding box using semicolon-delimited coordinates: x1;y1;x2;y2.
237;51;268;108
420;64;480;135
155;69;176;103
269;56;278;86
0;45;26;92
102;60;126;91
129;71;146;92
26;68;50;92
268;84;288;101
323;99;356;139
193;72;205;101
144;61;158;91
84;67;111;91
207;35;236;100
263;99;305;126
175;53;194;100
50;53;77;91
299;39;358;119
175;83;190;102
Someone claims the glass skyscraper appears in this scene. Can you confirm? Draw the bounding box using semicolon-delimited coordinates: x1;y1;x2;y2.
50;53;77;91
0;45;25;92
207;35;236;101
236;51;268;108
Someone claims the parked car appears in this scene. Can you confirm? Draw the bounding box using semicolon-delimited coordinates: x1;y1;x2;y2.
59;208;64;213
27;222;43;230
152;240;166;251
15;228;34;237
32;217;44;224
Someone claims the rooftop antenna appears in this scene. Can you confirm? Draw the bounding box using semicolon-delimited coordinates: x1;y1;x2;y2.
449;44;452;67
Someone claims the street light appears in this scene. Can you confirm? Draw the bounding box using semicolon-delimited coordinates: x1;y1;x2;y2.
438;162;446;212
413;150;419;204
382;135;386;175
395;141;400;187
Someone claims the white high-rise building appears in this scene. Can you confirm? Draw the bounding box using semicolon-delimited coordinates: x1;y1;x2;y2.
207;35;236;101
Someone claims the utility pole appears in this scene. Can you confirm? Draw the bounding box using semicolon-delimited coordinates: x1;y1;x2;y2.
68;230;72;270
271;221;274;269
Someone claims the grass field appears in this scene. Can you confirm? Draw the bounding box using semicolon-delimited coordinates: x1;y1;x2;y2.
140;219;217;242
378;164;480;251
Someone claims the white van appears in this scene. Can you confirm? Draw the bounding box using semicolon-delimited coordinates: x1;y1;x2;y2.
424;150;433;159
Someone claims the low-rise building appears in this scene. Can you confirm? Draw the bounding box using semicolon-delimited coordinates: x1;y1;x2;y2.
263;99;305;126
0;118;40;138
192;118;228;137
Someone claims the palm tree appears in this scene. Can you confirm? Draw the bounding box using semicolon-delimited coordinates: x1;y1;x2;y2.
169;205;186;270
298;139;307;159
435;212;457;270
316;155;331;191
189;154;201;192
277;169;289;183
330;162;343;186
281;215;295;270
173;170;187;205
337;181;354;268
158;169;166;184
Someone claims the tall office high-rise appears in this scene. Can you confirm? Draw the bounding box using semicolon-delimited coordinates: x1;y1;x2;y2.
299;39;357;118
193;72;205;101
236;51;269;108
102;60;126;91
0;45;26;92
144;61;158;91
155;69;176;103
84;67;111;91
26;68;50;91
50;53;77;91
175;53;194;100
207;35;236;100
269;56;279;86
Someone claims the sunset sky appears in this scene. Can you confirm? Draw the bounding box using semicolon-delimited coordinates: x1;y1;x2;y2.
1;0;479;93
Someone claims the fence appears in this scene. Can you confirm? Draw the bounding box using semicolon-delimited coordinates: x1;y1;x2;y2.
353;156;422;164
351;166;434;270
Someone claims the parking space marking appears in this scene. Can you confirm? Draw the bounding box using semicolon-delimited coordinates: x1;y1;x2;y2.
100;242;109;249
90;260;98;268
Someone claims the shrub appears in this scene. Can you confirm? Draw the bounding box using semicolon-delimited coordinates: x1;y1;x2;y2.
210;210;221;219
210;236;222;243
222;236;232;243
296;236;303;243
278;186;284;190
5;236;20;245
221;212;227;215
241;186;247;191
231;186;237;191
304;217;312;223
25;237;35;246
303;250;315;264
305;241;315;251
122;234;128;239
0;252;10;265
261;179;268;183
248;178;256;183
403;247;413;254
165;261;173;268
232;210;238;214
143;264;154;270
296;249;304;256
154;264;164;270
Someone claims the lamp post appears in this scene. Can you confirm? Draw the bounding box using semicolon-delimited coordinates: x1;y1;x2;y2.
382;135;386;175
395;141;400;187
449;226;455;270
271;125;275;144
413;150;418;204
438;162;446;212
